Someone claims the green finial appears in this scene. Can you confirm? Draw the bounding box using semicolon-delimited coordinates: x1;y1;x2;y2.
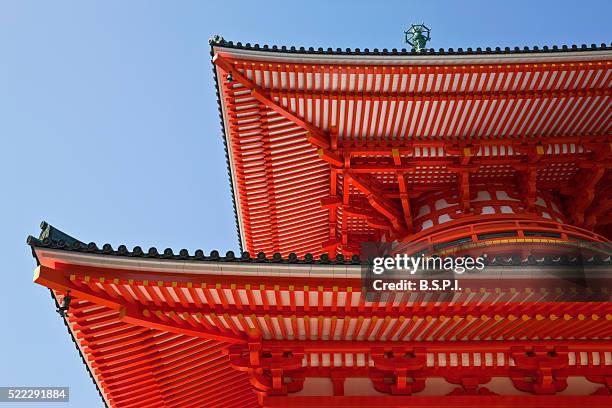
405;24;431;52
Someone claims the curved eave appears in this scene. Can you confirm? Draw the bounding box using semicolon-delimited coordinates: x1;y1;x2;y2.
210;38;612;65
27;221;611;275
210;46;244;252
32;247;363;279
28;230;611;276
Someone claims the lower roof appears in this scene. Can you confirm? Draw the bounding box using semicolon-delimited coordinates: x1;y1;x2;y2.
28;222;612;407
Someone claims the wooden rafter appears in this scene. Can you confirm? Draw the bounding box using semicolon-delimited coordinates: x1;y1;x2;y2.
34;266;246;344
393;150;415;232
264;86;610;105
213;54;333;151
567;166;606;226
349;173;406;236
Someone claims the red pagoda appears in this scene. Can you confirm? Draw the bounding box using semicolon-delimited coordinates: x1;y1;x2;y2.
28;37;612;407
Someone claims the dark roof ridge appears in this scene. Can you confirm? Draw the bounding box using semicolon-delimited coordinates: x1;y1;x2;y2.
27;221;362;265
209;36;612;57
28;222;610;267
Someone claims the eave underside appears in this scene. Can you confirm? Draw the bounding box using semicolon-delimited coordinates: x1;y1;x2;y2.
30;243;612;407
212;44;612;257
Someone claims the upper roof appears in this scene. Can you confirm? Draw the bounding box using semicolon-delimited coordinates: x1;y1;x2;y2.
210;37;612;257
209;36;611;60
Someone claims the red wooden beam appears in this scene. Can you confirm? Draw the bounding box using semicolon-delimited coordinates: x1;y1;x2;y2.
568;166;606;226
346;153;596;172
44;261;364;290
224;57;609;77
396;168;415;232
348;173;406;235
122;307;245;344
213;54;332;150
262;395;612;408
261;339;612;353
34;266;247;344
338;136;609;152
263;75;610;101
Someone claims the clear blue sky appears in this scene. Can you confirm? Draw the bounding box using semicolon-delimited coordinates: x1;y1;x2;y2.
0;1;610;406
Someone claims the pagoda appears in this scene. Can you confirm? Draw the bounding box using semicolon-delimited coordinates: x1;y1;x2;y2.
28;37;612;407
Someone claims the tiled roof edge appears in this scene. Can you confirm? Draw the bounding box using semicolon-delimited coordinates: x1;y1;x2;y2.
208;36;611;57
209;40;244;253
28;222;610;267
27;221;362;264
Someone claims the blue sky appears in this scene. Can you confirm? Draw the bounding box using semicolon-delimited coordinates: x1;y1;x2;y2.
0;1;610;406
